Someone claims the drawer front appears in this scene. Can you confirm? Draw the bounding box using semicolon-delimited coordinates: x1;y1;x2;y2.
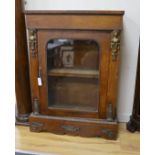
30;114;118;140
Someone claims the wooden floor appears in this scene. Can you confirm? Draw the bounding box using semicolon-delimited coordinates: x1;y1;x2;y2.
15;123;140;155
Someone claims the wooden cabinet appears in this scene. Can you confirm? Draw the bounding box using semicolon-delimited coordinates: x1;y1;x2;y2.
25;11;124;139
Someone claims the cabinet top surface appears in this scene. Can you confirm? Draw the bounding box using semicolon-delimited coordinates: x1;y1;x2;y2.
24;10;124;15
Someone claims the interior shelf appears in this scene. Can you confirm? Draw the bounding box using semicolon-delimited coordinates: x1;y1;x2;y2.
48;69;99;78
49;103;98;112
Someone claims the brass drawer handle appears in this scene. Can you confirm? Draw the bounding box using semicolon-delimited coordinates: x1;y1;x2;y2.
102;128;115;138
31;122;43;132
61;125;80;132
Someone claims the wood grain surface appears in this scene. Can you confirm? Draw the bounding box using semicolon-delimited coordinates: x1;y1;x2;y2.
16;123;139;155
26;15;123;30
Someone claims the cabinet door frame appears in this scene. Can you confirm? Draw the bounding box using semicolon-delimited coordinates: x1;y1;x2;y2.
30;30;111;118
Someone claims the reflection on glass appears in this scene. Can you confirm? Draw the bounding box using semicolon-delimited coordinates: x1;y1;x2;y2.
47;39;99;111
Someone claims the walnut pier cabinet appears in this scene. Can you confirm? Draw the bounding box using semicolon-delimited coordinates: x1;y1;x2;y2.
25;11;124;140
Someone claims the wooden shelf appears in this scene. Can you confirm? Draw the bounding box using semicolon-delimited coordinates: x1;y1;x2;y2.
49;103;98;112
48;69;99;78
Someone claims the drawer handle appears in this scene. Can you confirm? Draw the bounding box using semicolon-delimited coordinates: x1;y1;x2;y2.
61;125;80;132
101;128;115;138
31;122;43;132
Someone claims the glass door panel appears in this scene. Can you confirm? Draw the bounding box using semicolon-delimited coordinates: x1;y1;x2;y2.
47;39;99;112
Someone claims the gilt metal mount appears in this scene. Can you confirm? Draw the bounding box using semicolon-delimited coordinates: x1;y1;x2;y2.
61;125;80;132
33;98;39;115
102;128;115;138
111;30;120;61
31;122;43;132
28;29;37;57
106;103;113;122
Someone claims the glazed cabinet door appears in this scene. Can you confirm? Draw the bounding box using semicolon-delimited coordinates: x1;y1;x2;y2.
30;30;112;119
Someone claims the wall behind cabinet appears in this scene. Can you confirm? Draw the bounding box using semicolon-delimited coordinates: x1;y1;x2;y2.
24;0;140;122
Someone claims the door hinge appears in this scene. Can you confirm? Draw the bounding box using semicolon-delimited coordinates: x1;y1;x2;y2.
111;30;120;61
28;29;37;57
